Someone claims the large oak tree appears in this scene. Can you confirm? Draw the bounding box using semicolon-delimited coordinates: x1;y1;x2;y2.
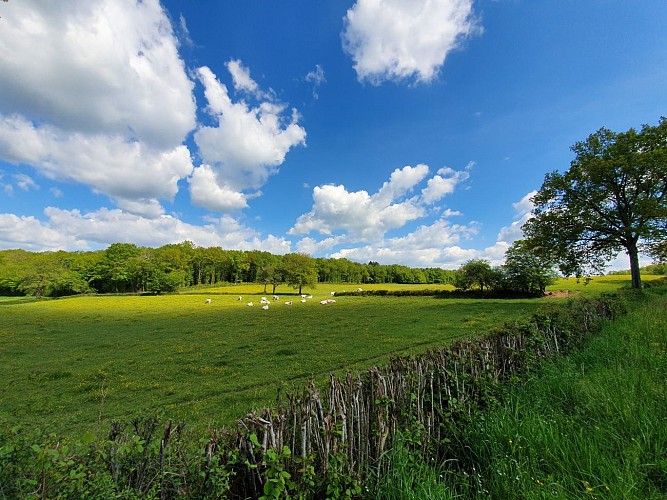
523;118;667;289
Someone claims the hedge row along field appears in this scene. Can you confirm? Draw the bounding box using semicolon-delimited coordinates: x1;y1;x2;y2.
2;281;659;498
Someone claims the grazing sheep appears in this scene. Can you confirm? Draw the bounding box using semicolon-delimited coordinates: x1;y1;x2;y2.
204;298;212;304
301;298;306;303
327;299;336;304
330;291;336;296
247;302;254;307
320;300;328;305
272;295;279;301
284;301;293;305
262;304;269;310
260;297;269;304
238;296;242;301
301;294;307;299
307;295;313;299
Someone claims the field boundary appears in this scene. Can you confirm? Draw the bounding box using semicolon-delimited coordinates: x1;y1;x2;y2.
0;291;635;498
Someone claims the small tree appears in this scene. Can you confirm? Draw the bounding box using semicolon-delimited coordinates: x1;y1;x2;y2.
258;265;283;294
454;259;496;292
523;118;667;289
501;240;557;295
279;253;318;295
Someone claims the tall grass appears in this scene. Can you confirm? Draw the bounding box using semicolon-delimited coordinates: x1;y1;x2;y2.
372;289;667;499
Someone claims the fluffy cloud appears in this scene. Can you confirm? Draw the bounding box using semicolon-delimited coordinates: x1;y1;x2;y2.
421;164;472;203
496;190;536;244
0;115;194;215
342;0;479;84
192;65;306;211
188;164;249;212
327;215;480;268
0;0;196;215
226;59;261;96
0;207;292;254
290;164;468;240
0;213;84;252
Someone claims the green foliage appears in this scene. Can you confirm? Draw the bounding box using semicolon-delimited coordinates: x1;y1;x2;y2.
260;444;296;499
500;240;557;295
524;117;667;288
0;244;457;299
279;252;318;294
324;451;362;499
443;290;667;498
453;259;497;292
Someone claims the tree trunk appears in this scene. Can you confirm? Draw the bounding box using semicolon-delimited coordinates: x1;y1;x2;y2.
628;244;642;289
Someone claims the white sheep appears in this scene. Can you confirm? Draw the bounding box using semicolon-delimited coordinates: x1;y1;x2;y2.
237;296;242;301
262;304;269;310
301;294;307;299
272;295;279;301
307;295;313;299
327;299;336;304
301;298;306;303
204;298;212;304
247;302;254;307
357;288;363;292
330;291;336;296
284;301;293;305
320;300;328;305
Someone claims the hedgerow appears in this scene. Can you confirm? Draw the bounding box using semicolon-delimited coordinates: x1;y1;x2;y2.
0;292;634;498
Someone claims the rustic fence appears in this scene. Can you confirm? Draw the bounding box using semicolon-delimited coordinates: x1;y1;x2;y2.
217;294;626;497
1;294;628;499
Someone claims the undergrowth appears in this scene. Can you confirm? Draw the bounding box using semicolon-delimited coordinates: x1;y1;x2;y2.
374;288;667;499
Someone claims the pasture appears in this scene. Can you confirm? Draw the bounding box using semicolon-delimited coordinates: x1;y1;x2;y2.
0;276;656;439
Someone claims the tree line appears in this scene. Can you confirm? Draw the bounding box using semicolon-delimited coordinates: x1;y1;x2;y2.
0;241;456;298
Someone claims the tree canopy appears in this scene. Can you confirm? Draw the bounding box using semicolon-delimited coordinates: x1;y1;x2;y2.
523;117;667;289
0;244;455;297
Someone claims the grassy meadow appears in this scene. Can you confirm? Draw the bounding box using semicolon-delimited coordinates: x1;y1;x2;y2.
0;275;657;440
373;287;667;499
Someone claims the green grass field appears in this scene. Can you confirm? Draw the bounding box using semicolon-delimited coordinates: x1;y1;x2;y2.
373;287;667;499
0;276;657;439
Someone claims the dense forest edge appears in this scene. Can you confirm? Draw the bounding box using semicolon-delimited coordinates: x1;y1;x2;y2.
2;287;664;498
0;242;455;298
3;241;663;300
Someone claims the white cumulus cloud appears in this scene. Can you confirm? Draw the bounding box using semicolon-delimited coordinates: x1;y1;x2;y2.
421;164;472;203
192;65;306;212
496;190;536;244
0;207;293;254
188;164;249;212
0;115;194;216
291;163;469;241
226;59;261;96
328;214;480;268
0;0;197;216
342;0;480;84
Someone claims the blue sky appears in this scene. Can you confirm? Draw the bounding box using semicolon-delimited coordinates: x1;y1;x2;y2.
0;0;665;270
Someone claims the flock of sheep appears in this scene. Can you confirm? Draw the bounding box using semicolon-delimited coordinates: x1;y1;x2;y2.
203;288;363;310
